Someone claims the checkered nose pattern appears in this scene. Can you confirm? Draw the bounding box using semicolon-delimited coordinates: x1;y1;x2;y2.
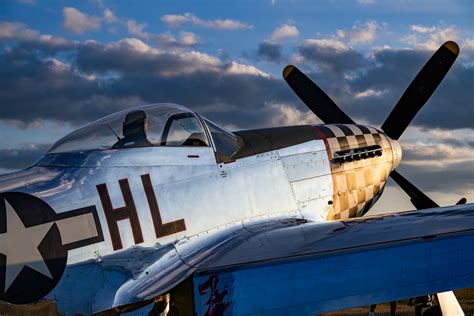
315;124;396;220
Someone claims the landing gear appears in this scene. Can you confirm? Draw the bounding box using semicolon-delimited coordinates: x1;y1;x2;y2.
408;295;440;316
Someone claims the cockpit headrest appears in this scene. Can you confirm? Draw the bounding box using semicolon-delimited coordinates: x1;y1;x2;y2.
123;110;147;136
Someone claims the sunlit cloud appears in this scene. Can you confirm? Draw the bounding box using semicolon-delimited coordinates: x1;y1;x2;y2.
269;24;299;42
161;12;252;30
337;21;379;45
62;7;101;34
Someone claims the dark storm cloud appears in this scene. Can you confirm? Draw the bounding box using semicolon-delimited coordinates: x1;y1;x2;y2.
0;46;110;126
103;71;295;129
257;41;283;63
293;44;473;130
0;144;49;170
0;24;473;132
1;37;301;129
74;39;299;128
0;27;472;191
344;48;474;129
297;40;366;74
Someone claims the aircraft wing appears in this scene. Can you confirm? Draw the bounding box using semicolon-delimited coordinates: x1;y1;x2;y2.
88;204;474;314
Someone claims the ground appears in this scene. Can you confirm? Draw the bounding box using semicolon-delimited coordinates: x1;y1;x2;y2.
0;288;473;315
322;288;474;316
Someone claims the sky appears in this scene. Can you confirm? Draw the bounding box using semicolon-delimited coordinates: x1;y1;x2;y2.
0;0;473;214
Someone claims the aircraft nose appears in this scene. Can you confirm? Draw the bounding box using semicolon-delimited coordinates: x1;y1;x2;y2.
388;137;402;170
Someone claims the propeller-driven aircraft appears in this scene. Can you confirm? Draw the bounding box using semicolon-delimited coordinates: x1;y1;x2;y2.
0;41;473;315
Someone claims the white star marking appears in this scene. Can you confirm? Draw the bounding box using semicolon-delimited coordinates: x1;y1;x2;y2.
0;199;54;292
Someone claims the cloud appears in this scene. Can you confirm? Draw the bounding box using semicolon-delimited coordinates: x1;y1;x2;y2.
267;103;321;126
126;19;150;40
256;24;299;63
0;22;472;199
0;28;285;130
76;38;223;76
354;88;388;98
410;24;437;34
156;32;199;49
122;15;209;43
336;21;378;45
257;41;283;63
398;160;474;194
462;39;474;53
400;127;474;164
297;38;365;74
62;7;101;34
0;21;37;39
161;14;187;27
103;8;118;23
224;61;271;78
1;22;472;135
463;39;474;50
373;126;474;210
180;32;198;46
347;47;474;129
0;22;73;52
0;47;103;126
0;144;49;171
403;24;457;50
161;12;252;30
303;38;348;52
269;24;299;42
403;143;473;166
356;0;377;4
289;40;473;131
292;20;378;71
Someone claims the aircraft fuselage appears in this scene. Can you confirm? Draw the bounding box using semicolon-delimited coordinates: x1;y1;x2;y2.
0;123;400;260
0;120;401;310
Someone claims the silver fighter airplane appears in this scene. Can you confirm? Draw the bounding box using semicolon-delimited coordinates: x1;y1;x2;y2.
0;41;473;315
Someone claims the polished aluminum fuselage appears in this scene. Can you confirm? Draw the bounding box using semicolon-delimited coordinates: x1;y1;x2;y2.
0;123;400;313
1;140;330;264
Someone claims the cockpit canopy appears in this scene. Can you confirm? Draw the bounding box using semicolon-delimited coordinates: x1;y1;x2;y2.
47;103;240;161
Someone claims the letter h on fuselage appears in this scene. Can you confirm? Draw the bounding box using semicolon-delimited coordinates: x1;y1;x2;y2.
97;174;186;251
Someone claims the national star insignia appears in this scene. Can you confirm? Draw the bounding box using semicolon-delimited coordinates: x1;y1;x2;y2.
0;199;54;292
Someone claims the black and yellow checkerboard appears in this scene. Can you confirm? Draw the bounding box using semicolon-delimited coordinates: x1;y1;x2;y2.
315;124;394;220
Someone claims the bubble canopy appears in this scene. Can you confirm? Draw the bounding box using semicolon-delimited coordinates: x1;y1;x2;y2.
47;103;239;157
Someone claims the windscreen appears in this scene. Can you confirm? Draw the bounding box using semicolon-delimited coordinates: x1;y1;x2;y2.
204;118;240;161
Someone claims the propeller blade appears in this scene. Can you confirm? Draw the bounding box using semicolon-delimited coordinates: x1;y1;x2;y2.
389;170;438;209
381;41;459;140
283;65;354;124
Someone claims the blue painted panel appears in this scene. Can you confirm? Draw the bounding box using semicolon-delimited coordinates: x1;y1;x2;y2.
194;233;474;315
46;261;103;315
47;261;131;315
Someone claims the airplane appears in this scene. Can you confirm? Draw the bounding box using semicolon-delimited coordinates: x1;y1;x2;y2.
0;40;473;315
